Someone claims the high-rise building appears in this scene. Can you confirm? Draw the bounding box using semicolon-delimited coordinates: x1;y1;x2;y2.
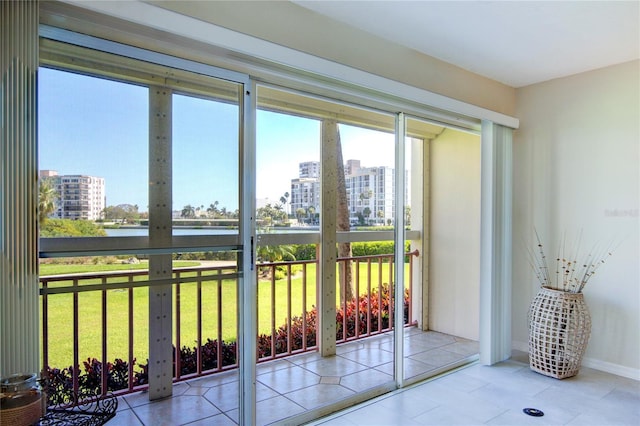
290;161;321;222
298;161;320;179
290;160;405;225
40;170;106;220
344;162;396;225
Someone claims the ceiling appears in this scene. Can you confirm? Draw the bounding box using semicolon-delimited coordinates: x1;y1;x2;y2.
292;1;639;88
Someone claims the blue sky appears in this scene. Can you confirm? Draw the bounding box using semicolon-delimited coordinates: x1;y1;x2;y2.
39;67;396;213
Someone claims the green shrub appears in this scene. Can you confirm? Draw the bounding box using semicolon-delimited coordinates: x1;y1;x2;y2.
40;219;107;237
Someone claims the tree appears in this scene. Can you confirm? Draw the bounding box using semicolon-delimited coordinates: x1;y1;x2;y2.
257;203;286;226
256;244;296;278
256;244;296;263
362;207;371;225
38;177;58;224
40;218;107;237
181;204;196;218
377;209;384;225
207;201;220;218
296;207;306;223
359;189;372;203
306;206;316;224
334;122;355;302
279;192;290;217
103;204;140;223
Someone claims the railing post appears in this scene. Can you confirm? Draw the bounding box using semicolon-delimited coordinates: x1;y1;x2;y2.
128;277;134;392
101;277;108;396
196;271;202;375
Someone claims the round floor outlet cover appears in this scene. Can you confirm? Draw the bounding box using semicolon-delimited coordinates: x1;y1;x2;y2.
523;408;544;417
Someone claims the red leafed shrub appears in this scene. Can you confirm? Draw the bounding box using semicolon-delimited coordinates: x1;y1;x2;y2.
336;283;408;340
257;282;408;358
43;282;408;404
43;357;134;406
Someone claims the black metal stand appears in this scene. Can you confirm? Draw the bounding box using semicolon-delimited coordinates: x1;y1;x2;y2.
37;373;118;425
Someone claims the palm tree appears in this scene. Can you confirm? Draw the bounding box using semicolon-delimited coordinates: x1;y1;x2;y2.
207;201;219;218
38;177;58;223
256;244;296;263
359;189;372;204
362;207;371;225
306;206;316;224
296;207;306;223
334;123;355;302
279;192;290;217
181;204;195;218
256;244;297;278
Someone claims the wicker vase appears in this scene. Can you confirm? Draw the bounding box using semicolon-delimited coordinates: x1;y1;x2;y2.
0;373;45;426
528;286;591;379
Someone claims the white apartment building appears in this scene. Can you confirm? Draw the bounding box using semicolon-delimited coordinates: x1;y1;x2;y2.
344;160;396;225
290;161;320;221
40;170;106;220
298;160;320;179
289;161;321;222
290;160;402;225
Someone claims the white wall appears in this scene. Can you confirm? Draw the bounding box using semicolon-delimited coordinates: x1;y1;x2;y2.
513;60;640;378
429;129;481;341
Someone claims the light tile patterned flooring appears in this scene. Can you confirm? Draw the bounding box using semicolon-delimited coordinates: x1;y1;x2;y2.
112;329;477;425
110;331;639;425
313;352;639;426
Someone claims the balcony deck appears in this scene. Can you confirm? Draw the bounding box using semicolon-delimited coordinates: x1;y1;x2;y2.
115;329;479;425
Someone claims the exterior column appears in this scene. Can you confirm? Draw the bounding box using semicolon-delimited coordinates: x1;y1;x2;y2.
319;120;338;357
0;0;40;378
479;120;513;365
148;86;174;399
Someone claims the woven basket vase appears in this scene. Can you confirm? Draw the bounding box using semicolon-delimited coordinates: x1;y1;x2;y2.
528;286;592;379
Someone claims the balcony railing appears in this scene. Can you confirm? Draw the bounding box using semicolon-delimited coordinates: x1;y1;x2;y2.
39;250;418;403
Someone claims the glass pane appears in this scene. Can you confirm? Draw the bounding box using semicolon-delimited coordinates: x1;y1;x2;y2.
339;124;395;229
173;90;241;235
40;254;150;401
256;109;320;231
255;86;398;424
172;252;239;376
38;68;148;237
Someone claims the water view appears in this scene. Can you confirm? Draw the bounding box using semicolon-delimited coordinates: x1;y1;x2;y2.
103;226;320;237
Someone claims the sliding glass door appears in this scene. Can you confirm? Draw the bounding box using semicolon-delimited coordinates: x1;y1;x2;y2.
253;85;403;424
38;37;254;422
38;28;484;425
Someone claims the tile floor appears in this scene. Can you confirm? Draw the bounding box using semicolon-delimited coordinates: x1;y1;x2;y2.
112;329;477;425
312;352;639;426
109;333;639;426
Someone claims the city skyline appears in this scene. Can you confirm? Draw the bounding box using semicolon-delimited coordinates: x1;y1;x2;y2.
39;67;398;214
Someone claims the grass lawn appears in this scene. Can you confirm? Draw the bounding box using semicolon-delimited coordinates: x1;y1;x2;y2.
41;260;407;369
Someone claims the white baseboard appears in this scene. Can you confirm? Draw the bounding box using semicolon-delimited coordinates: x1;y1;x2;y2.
581;357;640;381
511;340;639;381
